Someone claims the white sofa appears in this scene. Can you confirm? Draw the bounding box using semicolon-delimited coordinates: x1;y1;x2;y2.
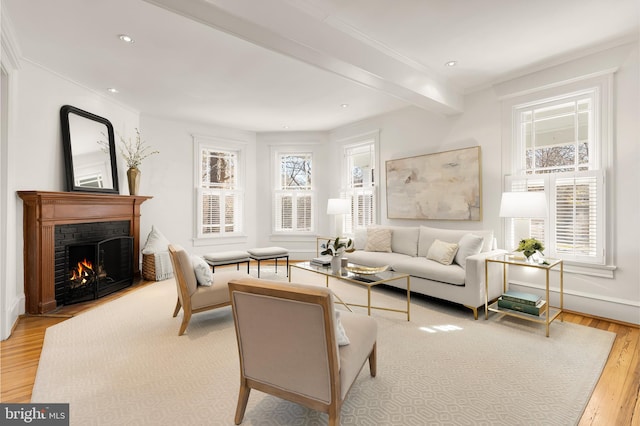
346;225;507;319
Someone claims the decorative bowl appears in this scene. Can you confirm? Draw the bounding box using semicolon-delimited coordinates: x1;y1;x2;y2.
345;265;389;275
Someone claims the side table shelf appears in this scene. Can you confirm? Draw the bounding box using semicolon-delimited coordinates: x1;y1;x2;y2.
485;255;564;337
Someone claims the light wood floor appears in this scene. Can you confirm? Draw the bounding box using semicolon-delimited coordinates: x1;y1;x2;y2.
1;273;639;425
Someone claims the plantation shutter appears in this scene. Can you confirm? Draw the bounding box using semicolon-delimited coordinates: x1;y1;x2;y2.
554;171;602;261
506;170;603;263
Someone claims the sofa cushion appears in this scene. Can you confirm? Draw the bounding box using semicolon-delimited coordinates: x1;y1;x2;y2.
393;257;466;286
455;233;484;269
418;226;494;257
389;226;420;256
346;250;411;268
426;239;459;265
365;228;392;252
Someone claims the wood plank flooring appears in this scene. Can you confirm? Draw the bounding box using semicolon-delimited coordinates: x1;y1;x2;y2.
1;274;638;425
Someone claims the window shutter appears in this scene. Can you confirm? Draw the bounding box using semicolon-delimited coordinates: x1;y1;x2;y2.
201;191;221;235
554;172;601;261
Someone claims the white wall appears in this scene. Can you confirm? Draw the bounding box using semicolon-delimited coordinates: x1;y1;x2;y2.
1;60;139;339
329;42;640;325
138;114;257;257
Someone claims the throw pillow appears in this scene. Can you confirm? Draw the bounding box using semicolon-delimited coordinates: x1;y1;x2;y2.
364;228;392;252
455;233;484;269
335;310;350;346
141;225;171;255
426;239;459;265
192;255;214;286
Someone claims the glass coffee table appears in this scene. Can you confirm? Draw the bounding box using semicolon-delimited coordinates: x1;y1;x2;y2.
289;261;411;321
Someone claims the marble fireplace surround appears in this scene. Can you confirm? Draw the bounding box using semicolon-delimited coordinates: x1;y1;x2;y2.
17;191;151;314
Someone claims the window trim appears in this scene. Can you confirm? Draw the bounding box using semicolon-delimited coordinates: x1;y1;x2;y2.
193;135;247;243
503;73;614;273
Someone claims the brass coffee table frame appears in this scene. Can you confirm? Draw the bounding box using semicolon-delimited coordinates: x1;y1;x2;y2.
289;261;411;321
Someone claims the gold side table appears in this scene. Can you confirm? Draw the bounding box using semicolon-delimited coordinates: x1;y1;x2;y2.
485;254;563;337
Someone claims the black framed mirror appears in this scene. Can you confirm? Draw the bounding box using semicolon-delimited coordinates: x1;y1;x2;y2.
60;105;119;194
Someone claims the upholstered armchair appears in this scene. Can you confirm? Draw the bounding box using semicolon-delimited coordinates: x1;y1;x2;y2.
168;244;249;336
228;277;377;425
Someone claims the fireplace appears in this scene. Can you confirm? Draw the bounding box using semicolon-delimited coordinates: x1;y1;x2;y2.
60;233;134;305
18;191;151;314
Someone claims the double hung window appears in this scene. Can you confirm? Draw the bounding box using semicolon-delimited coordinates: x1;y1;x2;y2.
273;152;314;233
342;140;377;234
508;85;607;265
197;145;243;238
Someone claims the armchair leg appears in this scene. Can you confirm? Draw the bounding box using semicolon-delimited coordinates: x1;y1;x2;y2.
369;343;377;377
178;311;191;336
234;380;251;425
328;404;340;426
173;299;182;317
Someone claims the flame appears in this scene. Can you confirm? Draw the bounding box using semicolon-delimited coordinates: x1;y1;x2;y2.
70;258;94;284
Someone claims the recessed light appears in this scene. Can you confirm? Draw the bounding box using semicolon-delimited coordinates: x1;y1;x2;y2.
445;60;457;67
283;125;290;129
341;104;349;108
107;88;119;93
118;34;134;43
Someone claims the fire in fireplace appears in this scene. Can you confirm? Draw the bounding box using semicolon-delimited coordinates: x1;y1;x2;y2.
64;236;134;305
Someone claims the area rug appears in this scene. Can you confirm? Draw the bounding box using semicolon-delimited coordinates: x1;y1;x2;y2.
31;269;615;425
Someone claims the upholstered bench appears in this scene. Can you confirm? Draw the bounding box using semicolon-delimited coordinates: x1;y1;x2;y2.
203;251;250;273
247;247;289;278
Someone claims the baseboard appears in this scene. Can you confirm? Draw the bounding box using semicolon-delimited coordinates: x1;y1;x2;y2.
509;280;639;326
1;293;25;340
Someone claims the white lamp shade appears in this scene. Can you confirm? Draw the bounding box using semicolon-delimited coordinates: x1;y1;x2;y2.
326;198;350;215
499;192;548;218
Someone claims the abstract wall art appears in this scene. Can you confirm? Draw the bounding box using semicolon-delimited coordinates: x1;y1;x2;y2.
385;146;482;220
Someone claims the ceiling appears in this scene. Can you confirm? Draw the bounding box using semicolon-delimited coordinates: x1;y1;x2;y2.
3;0;638;132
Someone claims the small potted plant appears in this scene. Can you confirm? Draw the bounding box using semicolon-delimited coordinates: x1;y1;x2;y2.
321;237;355;274
516;238;545;262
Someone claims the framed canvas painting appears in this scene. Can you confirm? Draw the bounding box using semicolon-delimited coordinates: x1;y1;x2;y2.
385;146;482;220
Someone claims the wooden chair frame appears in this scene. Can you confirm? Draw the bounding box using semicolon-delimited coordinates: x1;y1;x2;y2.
168;245;232;336
228;278;376;425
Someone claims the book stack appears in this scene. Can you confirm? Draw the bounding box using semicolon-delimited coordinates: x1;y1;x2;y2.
310;255;332;266
498;290;547;316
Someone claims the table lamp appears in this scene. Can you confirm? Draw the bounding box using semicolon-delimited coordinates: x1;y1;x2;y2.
499;191;548;248
327;198;350;237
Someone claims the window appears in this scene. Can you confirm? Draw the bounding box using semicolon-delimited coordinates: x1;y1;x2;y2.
508;86;607;265
273;152;314;233
342;140;377;234
197;146;243;238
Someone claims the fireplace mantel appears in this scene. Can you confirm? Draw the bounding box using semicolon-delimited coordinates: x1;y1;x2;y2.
18;191;152;314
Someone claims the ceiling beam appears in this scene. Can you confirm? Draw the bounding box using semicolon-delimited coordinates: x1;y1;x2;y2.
143;0;464;115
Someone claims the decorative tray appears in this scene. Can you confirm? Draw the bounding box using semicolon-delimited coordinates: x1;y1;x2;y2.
345;265;389;275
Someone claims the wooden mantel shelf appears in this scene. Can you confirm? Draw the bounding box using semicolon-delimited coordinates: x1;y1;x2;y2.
17;191;152;314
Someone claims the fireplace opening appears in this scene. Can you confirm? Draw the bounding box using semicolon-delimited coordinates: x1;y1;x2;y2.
64;236;134;305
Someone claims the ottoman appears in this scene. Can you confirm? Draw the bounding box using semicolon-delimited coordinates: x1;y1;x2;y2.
247;247;289;278
203;250;251;273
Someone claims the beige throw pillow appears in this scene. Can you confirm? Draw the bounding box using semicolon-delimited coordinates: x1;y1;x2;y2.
364;228;392;252
454;233;484;269
426;239;459;265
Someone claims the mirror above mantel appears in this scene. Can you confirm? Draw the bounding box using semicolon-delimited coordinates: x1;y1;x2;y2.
60;105;120;194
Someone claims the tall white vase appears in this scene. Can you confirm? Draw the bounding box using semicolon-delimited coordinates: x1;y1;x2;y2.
330;256;341;274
